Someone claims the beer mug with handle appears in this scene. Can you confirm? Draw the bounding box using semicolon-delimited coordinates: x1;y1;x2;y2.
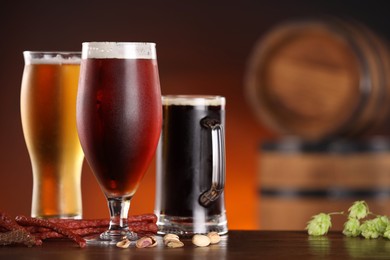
155;95;228;236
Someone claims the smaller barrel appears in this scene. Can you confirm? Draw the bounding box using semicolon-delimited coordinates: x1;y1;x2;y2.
259;138;390;230
246;19;390;141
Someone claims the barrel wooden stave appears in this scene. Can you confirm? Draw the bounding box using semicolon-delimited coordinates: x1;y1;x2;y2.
246;19;390;141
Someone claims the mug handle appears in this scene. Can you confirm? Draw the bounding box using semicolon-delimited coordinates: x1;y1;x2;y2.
199;118;226;207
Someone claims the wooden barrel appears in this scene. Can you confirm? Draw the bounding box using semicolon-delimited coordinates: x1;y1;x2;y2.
246;19;390;141
259;138;390;230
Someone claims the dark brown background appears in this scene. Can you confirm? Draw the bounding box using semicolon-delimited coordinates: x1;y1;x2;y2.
0;0;389;229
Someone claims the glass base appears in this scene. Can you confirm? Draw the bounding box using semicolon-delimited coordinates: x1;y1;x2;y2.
156;213;228;237
85;230;138;246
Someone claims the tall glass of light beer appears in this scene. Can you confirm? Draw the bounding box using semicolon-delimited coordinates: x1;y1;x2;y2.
21;52;84;219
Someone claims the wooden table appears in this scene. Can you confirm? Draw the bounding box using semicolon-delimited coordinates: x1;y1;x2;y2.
1;230;389;259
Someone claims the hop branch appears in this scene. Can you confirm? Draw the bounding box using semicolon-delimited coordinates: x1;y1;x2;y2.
306;200;390;240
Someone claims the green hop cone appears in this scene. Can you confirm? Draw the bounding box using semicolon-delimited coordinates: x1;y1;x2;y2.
306;213;332;236
348;201;369;220
372;215;389;235
343;218;361;237
360;219;380;239
383;224;390;239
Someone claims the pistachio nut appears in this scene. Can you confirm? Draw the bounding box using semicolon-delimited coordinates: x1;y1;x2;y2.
207;232;221;244
135;236;158;248
116;238;131;248
192;234;211;247
166;240;184;248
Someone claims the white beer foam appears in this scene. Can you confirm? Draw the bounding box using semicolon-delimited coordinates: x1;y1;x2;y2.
82;42;156;59
162;95;226;106
23;52;81;65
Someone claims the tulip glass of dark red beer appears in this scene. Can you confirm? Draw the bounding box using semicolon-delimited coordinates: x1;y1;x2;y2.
76;42;162;244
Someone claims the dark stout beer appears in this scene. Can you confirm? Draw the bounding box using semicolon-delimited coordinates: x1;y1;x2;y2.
155;96;227;235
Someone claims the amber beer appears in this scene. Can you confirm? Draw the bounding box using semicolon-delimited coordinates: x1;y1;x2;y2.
21;52;83;219
76;42;162;243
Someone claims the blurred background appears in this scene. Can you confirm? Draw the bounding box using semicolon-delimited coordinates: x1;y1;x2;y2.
1;0;390;230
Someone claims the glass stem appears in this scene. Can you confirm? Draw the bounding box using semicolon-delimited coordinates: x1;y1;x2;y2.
107;197;131;232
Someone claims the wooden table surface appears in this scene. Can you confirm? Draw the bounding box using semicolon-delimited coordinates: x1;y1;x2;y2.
1;230;389;259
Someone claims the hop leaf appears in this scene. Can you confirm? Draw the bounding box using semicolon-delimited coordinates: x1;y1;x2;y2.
343;218;361;237
360;219;381;239
348;201;369;219
306;213;332;236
